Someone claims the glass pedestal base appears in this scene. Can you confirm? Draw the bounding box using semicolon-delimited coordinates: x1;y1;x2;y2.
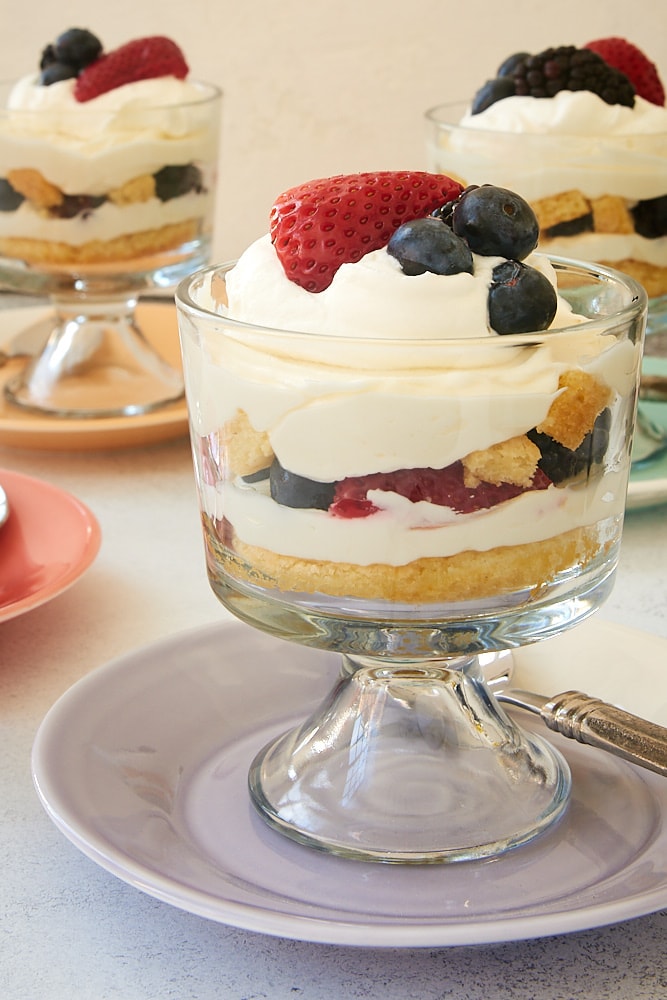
4;298;183;418
249;657;571;864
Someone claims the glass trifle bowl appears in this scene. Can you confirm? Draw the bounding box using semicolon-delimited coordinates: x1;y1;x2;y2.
177;236;646;865
0;53;221;417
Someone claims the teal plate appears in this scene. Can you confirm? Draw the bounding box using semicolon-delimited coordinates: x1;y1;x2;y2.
629;345;667;511
628;447;667;511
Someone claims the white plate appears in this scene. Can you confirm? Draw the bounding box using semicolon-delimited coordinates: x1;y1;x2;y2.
32;619;667;948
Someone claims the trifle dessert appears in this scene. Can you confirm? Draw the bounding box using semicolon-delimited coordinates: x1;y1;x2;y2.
0;28;221;417
177;171;643;615
0;27;219;272
426;38;667;300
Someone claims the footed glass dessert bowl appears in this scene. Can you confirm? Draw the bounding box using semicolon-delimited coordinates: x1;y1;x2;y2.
0;55;220;417
177;255;646;864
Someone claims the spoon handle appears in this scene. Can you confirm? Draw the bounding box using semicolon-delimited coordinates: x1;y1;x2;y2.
542;690;667;777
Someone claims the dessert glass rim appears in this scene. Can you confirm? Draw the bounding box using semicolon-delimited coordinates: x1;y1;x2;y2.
0;77;222;112
176;255;648;345
425;98;667;141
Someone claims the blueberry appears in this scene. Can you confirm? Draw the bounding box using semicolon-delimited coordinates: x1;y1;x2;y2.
269;459;336;510
632;195;667;239
488;260;557;335
241;467;270;484
452;185;539;260
0;178;25;212
471;76;516;114
497;52;530;77
50;194;106;219
39;61;78;86
39;44;57;70
154;165;205;202
387;217;474;276
528;409;611;484
52;29;102;71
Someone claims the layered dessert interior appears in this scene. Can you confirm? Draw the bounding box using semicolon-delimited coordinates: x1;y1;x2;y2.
429;38;667;298
181;172;639;605
0;28;218;269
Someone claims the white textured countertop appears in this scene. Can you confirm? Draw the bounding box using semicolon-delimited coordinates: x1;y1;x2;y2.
2;428;667;999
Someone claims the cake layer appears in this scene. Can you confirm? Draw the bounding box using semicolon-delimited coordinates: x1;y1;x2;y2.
0;218;201;265
226;523;603;602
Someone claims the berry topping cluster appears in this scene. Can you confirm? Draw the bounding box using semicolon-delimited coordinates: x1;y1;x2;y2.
388;184;557;335
270;171;463;293
471;38;665;114
37;29;189;102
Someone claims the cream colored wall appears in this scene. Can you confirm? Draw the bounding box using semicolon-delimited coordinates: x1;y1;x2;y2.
6;0;666;260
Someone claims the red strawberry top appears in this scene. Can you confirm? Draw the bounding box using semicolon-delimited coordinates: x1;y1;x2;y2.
74;36;189;102
270;171;464;293
585;37;665;106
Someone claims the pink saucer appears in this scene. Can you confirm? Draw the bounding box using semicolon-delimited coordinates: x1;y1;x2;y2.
0;468;100;622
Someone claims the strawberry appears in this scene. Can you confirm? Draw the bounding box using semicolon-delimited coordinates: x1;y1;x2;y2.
330;464;551;518
270;171;464;292
584;37;665;106
74;36;188;102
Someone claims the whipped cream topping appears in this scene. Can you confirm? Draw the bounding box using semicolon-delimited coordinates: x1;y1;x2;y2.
224;234;579;338
459;90;667;136
0;74;219;193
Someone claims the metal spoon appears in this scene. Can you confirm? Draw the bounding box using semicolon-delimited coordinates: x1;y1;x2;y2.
482;651;667;777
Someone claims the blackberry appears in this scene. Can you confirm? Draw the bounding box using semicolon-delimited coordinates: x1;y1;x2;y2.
513;46;635;107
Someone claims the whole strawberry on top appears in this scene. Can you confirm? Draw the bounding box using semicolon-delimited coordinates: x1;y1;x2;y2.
37;28;189;102
584;37;665;106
